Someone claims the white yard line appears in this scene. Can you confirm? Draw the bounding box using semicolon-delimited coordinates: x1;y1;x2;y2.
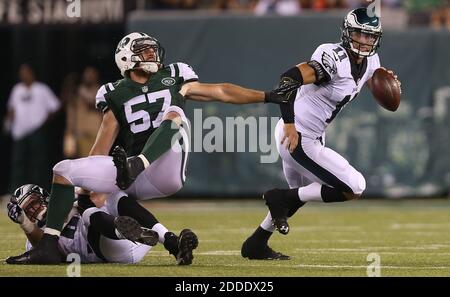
390;223;450;229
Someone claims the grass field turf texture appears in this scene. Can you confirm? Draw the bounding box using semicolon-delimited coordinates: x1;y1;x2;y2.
0;198;449;277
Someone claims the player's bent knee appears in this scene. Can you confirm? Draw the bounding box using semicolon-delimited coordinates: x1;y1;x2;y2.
162;106;188;127
350;171;366;195
53;160;73;184
159;177;183;196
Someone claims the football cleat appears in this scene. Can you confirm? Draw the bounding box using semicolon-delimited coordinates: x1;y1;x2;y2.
176;229;198;265
114;216;159;246
241;237;290;260
163;229;198;265
6;234;63;265
112;146;141;190
263;189;290;235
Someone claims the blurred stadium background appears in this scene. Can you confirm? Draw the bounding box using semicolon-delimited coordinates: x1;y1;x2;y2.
0;0;450;277
0;0;449;199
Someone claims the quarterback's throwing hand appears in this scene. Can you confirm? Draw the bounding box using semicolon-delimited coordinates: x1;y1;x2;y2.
281;123;299;153
7;202;24;224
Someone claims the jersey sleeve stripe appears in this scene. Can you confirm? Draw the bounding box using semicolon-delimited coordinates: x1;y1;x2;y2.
184;78;199;84
173;63;180;77
98;102;109;113
169;64;175;77
108;83;115;91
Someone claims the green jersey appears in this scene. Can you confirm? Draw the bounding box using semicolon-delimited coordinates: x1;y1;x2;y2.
95;62;198;155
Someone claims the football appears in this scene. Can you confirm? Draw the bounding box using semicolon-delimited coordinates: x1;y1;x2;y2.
370;68;401;111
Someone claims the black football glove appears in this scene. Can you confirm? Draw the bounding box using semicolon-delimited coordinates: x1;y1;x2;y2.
264;77;301;104
7;201;24;224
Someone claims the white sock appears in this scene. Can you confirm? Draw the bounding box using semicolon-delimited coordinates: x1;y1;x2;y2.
152;223;169;243
298;183;323;202
44;228;61;237
260;211;276;232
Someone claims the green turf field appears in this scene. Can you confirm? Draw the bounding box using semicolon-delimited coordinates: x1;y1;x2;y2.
1;198;450;277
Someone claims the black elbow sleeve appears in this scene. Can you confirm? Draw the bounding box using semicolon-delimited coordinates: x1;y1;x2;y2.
277;66;302;123
281;66;304;85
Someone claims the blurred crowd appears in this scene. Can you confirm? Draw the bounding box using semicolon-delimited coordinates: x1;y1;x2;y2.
135;0;450;29
137;0;397;12
2;64;103;193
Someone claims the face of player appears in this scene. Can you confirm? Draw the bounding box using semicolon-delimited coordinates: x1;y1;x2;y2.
130;47;159;81
139;47;157;63
350;31;377;53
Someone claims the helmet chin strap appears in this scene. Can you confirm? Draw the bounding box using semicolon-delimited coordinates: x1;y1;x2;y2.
350;42;372;57
139;62;159;74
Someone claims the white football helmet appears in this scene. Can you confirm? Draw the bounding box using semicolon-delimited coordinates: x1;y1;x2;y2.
341;7;382;57
115;32;165;77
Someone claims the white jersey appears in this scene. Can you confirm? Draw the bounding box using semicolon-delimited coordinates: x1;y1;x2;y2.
294;43;380;139
25;203;152;264
26;207;103;263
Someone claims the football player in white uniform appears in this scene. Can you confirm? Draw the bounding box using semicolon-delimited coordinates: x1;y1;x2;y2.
242;7;401;260
5;184;192;265
7;32;294;265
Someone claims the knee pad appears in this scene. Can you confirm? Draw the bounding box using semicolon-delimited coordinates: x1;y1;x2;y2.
53;160;72;182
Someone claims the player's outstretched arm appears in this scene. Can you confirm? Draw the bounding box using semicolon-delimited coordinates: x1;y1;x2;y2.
89;109;120;156
180;81;291;104
180;81;264;104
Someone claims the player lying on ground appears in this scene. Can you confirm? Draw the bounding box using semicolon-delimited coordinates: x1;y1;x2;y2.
6;184;195;265
7;32;294;265
242;7;402;260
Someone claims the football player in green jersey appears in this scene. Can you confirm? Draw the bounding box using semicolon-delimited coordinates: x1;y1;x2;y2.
7;32;295;265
